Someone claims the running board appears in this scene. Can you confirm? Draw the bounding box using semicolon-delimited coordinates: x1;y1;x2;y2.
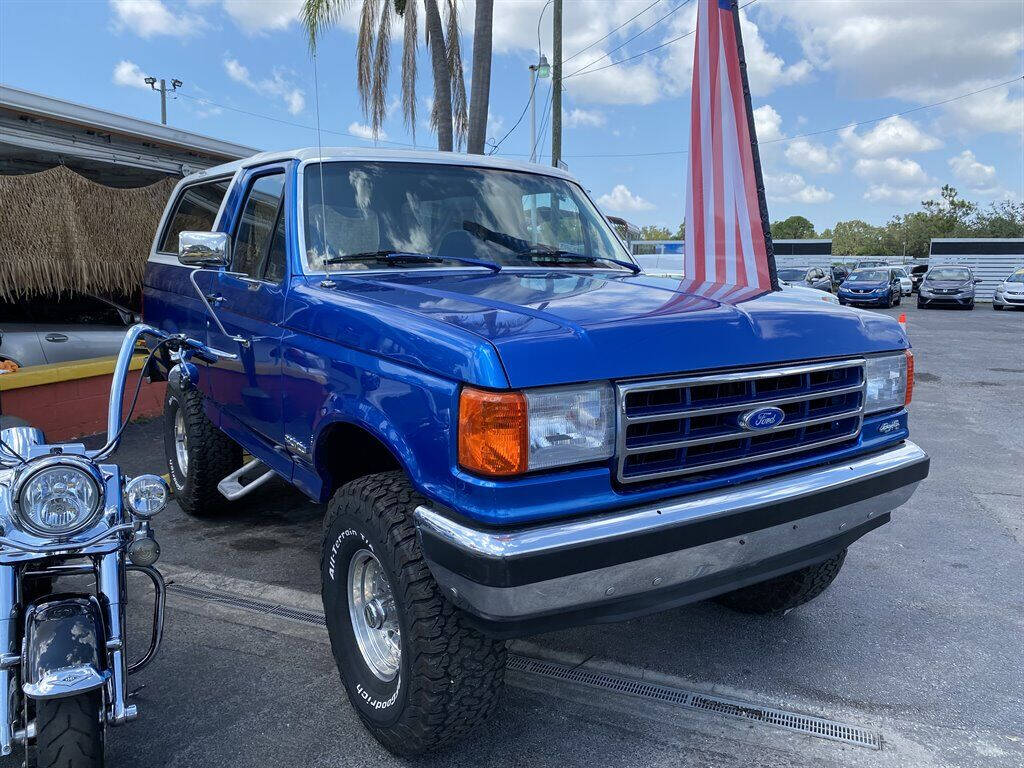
217;459;275;501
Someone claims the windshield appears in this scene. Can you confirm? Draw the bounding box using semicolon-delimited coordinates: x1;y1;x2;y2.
927;267;970;281
847;269;887;282
302;161;632;272
891;267;908;277
777;268;809;282
1005;270;1024;283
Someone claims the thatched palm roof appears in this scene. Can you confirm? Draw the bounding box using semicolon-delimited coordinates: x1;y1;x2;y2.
0;165;176;300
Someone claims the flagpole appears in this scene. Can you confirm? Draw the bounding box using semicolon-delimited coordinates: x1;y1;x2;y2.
728;0;780;291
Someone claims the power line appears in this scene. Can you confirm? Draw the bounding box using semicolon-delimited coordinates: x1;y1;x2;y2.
175;90;421;149
567;0;756;80
488;72;539;154
566;0;694;80
563;0;662;64
533;75;1024;159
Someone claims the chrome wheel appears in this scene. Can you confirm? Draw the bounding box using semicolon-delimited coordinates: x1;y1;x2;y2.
348;549;401;681
173;408;189;477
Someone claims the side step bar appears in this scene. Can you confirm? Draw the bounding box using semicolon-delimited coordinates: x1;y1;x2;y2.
217;459;275;501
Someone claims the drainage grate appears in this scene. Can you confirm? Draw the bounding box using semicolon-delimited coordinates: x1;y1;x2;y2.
170;582;881;750
507;654;881;750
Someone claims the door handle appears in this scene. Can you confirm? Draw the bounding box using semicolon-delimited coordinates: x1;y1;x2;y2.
44;333;69;343
205;293;226;306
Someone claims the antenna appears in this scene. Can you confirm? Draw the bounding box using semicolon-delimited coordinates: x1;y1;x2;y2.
311;50;329;271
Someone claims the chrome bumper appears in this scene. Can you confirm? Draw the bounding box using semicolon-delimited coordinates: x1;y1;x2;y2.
414;441;929;637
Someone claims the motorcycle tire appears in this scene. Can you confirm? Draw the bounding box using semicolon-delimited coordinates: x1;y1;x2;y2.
35;690;104;768
321;471;506;756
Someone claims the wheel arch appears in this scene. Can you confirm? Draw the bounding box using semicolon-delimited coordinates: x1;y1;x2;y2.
312;417;411;501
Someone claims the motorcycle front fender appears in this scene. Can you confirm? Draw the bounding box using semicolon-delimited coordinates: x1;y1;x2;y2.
22;596;109;700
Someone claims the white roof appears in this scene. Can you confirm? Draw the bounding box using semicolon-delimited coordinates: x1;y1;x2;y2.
186;147;580;184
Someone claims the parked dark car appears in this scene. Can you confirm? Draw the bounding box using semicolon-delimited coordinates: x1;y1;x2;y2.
830;265;850;290
837;268;903;308
908;264;929;293
917;266;980;310
0;294;139;368
777;266;832;292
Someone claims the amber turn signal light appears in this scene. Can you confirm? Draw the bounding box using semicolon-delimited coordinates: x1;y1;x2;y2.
904;348;914;406
458;387;528;477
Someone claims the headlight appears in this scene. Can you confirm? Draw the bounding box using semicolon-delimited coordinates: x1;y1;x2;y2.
864;351;912;414
458;383;614;476
124;475;169;519
14;460;103;537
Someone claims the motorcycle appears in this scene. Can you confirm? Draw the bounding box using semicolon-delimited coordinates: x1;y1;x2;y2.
0;324;226;767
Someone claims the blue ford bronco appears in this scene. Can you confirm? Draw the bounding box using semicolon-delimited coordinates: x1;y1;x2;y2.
144;148;929;754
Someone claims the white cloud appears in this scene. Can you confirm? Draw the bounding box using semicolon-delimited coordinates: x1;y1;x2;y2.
348;122;387;141
948;150;996;188
564;108;606;129
763;0;1022;134
765;173;834;204
738;12;812;97
112;60;150;89
753;105;784;142
863;184;940;205
224;57;305;114
109;0;205;37
596;184;655;213
939;86;1024;136
853;157;932;187
839;116;941;158
221;0;305;33
785;138;839;173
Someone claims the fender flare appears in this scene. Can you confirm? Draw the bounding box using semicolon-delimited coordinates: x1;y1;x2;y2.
22;597;108;700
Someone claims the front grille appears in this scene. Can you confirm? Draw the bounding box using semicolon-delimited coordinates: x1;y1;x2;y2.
616;359;865;485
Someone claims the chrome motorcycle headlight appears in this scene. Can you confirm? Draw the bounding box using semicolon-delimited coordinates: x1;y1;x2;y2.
14;460;104;537
124;475;169;519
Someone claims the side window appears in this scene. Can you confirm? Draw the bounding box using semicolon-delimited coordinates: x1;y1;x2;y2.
232;173;285;279
158;178;230;254
263;206;287;283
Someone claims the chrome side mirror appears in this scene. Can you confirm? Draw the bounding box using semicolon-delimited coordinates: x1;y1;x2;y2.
178;231;230;268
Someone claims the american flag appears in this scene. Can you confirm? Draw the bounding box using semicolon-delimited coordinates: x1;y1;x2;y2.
679;0;778;302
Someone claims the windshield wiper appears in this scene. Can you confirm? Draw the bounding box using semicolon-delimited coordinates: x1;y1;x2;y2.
323;249;501;272
462;220;640;274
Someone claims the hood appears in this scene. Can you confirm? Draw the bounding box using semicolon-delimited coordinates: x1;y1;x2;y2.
293;271;907;389
840;280;887;291
923;279;972;290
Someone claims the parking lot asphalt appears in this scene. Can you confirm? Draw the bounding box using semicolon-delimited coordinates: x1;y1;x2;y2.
3;302;1021;768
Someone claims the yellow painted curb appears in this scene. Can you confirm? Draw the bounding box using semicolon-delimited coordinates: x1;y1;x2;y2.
0;352;149;392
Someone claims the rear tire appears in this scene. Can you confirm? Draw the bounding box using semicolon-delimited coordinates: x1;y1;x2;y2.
714;550;847;615
35;691;104;768
321;472;506;756
163;384;241;517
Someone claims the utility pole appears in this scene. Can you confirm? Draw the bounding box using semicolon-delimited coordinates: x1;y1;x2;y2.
528;55;550;163
145;77;182;125
551;0;562;169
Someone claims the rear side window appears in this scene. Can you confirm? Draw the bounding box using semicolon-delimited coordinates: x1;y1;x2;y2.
157;178;231;254
232;173;286;279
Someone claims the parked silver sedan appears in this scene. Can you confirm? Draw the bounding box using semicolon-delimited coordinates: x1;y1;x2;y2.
992;267;1024;310
0;294;138;368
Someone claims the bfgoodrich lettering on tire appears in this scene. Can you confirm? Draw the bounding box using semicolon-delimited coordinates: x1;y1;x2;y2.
162;384;241;517
321;471;506;756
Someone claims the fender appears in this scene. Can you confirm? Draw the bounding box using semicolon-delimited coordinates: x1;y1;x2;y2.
22;597;108;700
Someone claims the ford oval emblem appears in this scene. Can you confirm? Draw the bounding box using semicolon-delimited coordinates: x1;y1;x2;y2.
740;406;786;431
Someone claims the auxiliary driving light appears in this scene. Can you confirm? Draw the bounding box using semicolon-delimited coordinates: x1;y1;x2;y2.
124;475;169;519
127;532;161;566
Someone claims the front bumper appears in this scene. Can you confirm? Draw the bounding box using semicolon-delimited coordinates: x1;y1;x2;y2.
994;293;1024;307
838;292;886;305
919;293;973;306
415;441;929;637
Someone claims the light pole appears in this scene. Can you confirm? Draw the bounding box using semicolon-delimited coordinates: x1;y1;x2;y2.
145;77;182;125
528;55;550;163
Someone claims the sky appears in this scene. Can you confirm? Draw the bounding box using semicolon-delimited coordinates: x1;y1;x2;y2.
1;0;1022;233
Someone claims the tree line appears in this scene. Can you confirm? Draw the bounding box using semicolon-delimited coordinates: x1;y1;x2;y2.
638;186;1023;258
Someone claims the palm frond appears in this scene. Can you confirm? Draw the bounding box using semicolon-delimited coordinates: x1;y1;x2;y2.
356;0;380;116
370;1;393;135
445;0;468;149
400;0;418;137
301;0;351;50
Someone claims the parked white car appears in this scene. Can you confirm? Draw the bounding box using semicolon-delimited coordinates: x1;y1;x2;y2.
887;266;913;296
992;267;1024;310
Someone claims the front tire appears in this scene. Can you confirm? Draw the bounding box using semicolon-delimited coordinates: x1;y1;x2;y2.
321;472;506;756
35;691;104;768
714;550;847;615
163;384;241;517
993;302;1003;310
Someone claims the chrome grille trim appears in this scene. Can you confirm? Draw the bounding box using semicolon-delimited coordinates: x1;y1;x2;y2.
616;358;866;485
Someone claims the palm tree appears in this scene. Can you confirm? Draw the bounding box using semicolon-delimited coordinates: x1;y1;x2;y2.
302;0;468;152
467;0;492;154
